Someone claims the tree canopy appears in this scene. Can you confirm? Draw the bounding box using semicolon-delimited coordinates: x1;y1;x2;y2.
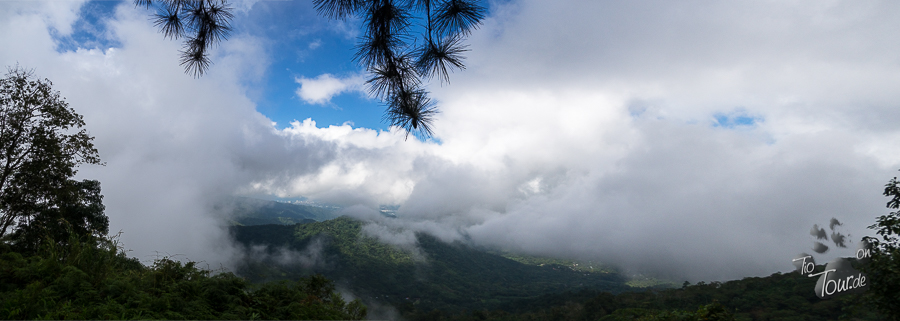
0;67;106;253
860;173;900;320
136;0;486;139
0;232;367;320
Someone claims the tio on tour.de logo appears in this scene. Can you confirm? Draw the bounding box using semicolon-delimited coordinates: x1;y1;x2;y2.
792;218;872;299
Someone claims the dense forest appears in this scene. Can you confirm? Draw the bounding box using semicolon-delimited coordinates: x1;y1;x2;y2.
0;235;366;319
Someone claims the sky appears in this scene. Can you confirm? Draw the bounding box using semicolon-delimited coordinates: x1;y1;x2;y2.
2;0;900;282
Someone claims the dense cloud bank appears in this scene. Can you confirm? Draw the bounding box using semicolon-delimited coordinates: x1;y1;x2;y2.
1;0;898;281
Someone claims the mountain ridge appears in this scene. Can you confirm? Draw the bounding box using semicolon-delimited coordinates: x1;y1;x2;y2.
229;216;635;313
224;196;336;226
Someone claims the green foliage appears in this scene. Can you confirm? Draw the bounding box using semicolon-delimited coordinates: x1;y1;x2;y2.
250;275;367;320
0;67;106;254
860;174;900;320
0;233;366;320
595;302;735;321
9;179;107;255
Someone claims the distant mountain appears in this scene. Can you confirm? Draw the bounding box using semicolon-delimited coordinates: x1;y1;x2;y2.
225;197;336;226
229;217;634;314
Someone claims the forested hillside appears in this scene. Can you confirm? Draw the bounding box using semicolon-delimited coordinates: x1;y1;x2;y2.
225;197;336;226
230;217;634;313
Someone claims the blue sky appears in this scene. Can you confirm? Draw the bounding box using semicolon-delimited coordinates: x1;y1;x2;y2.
235;0;384;130
3;0;900;282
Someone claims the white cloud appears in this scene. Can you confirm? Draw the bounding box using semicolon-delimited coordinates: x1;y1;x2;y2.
308;39;321;50
231;0;261;14
0;1;85;36
295;73;366;105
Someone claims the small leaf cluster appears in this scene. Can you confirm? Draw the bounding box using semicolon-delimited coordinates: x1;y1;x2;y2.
314;0;485;139
136;0;234;77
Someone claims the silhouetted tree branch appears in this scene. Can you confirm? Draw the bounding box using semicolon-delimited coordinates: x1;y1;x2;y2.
136;0;485;140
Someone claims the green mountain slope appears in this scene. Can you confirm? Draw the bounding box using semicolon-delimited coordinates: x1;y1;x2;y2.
229;217;633;313
226;197;336;226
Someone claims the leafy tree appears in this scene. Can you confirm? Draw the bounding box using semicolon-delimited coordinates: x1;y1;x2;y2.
0;67;106;253
135;0;486;139
861;173;900;320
